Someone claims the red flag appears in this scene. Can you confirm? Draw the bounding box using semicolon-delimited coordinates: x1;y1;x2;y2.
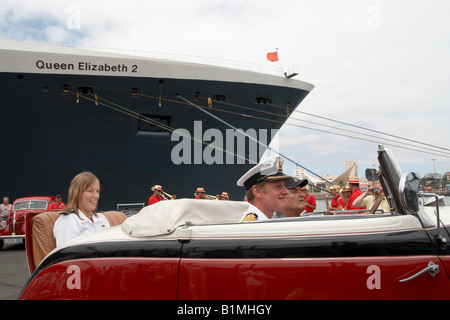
266;51;279;62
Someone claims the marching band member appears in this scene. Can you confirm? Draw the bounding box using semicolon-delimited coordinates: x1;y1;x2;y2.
148;185;165;205
340;186;351;207
345;177;365;211
325;185;345;211
194;187;206;199
220;192;229;201
302;185;316;213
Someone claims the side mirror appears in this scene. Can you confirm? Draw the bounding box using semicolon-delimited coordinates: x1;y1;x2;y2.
399;171;422;214
365;168;379;182
399;171;447;248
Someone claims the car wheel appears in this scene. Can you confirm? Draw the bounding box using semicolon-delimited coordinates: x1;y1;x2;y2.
0;239;3;250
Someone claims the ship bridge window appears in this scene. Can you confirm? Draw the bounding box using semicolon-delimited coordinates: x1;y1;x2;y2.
213;94;226;102
78;87;94;95
130;88;139;96
61;84;70;94
255;97;272;104
138;114;171;136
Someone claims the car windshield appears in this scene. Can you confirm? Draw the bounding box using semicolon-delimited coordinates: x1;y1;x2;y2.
13;200;48;210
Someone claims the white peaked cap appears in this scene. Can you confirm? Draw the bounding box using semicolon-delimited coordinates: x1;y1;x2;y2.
236;155;292;190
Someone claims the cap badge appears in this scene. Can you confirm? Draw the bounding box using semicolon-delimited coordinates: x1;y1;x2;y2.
276;157;283;171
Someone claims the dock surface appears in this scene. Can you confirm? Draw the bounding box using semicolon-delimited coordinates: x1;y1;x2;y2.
0;243;29;300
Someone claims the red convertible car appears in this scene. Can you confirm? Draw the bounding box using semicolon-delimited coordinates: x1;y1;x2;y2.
18;147;450;299
0;196;55;250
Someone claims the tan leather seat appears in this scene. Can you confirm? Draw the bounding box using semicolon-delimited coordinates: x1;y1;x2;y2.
31;210;127;268
31;210;62;268
103;211;127;227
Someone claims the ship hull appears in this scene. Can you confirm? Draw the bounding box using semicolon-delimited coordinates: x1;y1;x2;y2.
0;40;313;209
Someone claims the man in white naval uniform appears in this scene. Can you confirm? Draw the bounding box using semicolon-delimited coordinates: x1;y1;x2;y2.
236;155;292;222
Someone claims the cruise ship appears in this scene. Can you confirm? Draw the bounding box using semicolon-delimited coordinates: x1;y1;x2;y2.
0;38;314;209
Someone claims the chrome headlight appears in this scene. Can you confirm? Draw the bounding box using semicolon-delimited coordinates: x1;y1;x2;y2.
0;221;7;230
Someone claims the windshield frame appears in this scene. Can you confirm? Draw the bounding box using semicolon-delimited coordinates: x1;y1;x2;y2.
13;200;49;211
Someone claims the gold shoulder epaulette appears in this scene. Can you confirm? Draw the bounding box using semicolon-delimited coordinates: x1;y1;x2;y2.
240;213;258;223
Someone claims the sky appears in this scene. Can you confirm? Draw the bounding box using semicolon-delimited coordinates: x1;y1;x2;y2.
1;0;449;180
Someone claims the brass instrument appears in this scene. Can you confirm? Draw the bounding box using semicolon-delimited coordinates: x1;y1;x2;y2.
162;191;176;200
151;185;175;200
194;193;220;200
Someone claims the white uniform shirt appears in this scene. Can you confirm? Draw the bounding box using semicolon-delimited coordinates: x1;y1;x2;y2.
239;203;270;222
54;209;110;247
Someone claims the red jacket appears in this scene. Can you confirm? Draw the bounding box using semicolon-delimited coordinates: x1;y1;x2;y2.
331;195;345;209
345;188;365;210
48;202;66;211
304;193;316;213
148;195;163;206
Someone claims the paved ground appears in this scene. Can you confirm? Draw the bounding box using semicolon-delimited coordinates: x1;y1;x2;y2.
0;243;30;300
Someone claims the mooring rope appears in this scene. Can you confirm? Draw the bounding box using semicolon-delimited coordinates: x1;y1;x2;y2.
176;95;335;184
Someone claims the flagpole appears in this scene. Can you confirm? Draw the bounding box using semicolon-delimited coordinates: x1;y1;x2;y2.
276;48;281;73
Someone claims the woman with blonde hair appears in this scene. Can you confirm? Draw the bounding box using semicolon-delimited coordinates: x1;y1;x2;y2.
54;171;110;247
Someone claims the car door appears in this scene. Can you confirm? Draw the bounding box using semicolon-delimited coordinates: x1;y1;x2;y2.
177;214;450;300
20;239;183;300
434;212;450;287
